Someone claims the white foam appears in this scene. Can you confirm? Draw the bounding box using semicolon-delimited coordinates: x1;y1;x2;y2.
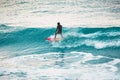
0;51;120;79
85;39;120;49
0;26;25;33
0;0;120;28
64;31;101;38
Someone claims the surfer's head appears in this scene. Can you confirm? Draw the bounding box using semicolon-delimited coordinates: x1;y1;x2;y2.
57;22;60;25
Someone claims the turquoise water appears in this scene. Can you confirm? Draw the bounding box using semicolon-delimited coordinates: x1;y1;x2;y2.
0;24;120;79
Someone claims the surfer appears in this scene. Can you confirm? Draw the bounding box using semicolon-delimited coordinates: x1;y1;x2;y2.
54;22;63;40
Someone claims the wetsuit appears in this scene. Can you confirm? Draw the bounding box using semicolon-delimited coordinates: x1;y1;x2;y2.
55;24;62;34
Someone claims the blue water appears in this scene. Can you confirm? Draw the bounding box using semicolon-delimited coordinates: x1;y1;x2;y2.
0;24;120;79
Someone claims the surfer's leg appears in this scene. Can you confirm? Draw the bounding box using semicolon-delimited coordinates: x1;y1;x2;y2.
54;33;57;39
60;33;63;38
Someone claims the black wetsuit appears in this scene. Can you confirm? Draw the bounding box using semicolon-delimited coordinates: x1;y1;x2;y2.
56;24;62;34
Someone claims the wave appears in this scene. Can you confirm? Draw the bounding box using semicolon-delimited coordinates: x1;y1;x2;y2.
84;39;120;49
0;26;120;80
0;24;25;33
52;27;120;49
0;25;120;50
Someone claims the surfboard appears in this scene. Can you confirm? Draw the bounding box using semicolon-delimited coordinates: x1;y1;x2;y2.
46;37;62;42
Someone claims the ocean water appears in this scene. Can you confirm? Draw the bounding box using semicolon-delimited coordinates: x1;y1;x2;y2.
0;24;120;80
0;0;120;27
0;0;120;80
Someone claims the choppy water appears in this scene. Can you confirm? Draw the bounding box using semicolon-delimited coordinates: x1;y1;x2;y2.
0;24;120;80
0;0;120;80
0;0;120;27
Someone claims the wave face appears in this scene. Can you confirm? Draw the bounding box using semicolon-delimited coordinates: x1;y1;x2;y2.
0;25;120;79
0;25;120;56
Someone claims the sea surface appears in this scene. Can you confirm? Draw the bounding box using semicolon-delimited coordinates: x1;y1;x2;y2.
0;0;120;27
0;0;120;80
0;24;120;80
